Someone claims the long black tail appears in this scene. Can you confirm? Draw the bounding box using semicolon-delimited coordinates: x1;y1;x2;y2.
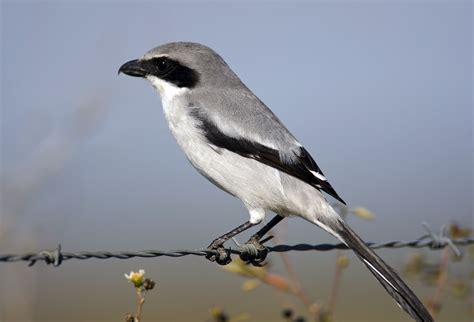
332;219;433;321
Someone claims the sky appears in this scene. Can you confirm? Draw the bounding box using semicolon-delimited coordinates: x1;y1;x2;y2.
0;1;472;321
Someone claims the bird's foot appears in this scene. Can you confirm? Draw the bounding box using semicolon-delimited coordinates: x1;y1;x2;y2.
239;236;269;266
205;239;232;265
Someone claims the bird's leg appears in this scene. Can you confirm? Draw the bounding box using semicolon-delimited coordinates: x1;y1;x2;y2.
240;215;285;265
247;215;284;244
206;221;257;265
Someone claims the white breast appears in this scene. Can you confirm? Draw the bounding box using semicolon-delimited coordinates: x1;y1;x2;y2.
147;76;291;218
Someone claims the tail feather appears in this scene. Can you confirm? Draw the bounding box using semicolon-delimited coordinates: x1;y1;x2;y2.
319;219;433;322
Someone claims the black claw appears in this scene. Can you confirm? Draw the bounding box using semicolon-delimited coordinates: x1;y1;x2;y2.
215;247;232;265
205;242;232;265
240;237;269;266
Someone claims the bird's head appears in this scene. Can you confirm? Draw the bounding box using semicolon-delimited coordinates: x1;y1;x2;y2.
119;42;241;101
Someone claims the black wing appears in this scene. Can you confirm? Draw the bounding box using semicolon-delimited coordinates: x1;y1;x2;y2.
193;112;346;205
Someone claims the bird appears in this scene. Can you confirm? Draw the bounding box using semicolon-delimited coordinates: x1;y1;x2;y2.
119;42;433;322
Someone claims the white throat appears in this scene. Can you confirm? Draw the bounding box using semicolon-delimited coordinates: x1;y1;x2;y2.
146;75;193;138
146;75;189;105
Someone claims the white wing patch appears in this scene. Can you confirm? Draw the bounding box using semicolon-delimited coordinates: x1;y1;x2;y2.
310;170;327;181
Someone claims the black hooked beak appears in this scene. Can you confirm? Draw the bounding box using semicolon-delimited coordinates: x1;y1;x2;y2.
118;59;147;77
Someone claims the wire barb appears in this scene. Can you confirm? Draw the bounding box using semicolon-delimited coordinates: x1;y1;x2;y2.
1;232;472;267
28;244;63;267
421;222;462;257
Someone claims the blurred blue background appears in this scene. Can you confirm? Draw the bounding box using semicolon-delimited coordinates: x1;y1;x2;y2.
1;1;472;321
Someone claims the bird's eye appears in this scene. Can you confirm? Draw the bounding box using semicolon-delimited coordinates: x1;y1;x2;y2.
155;58;170;73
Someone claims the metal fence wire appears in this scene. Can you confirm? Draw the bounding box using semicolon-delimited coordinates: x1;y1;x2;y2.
1;223;472;267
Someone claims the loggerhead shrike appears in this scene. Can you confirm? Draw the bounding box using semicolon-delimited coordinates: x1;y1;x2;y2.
119;42;432;322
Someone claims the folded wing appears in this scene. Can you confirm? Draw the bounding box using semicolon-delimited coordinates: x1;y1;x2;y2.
191;109;345;204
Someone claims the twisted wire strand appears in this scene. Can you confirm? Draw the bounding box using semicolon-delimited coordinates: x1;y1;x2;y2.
1;236;472;267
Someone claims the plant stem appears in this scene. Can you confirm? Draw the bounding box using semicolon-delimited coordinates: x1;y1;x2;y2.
281;247;312;307
271;222;315;314
327;209;349;316
428;247;450;317
136;290;145;322
327;250;343;314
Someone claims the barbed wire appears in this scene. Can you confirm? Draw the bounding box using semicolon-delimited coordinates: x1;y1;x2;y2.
1;226;472;267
